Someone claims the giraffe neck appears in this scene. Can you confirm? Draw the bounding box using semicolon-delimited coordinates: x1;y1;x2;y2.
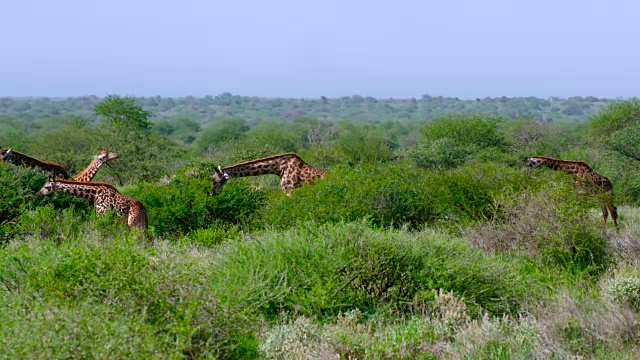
2;149;70;179
536;157;613;190
72;158;103;182
222;157;287;178
53;181;105;201
537;157;589;176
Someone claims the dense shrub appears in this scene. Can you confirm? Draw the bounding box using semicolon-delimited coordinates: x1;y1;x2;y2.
193;117;249;154
0;164;91;243
602;264;640;310
210;222;553;320
503;118;582;160
262;161;537;230
468;176;611;274
409;114;507;169
588;98;640;167
0;230;260;359
334;121;394;165
31;120;96;174
125;166;267;238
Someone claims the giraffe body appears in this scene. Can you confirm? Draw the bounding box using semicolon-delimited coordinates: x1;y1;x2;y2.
210;153;325;196
1;148;70;179
36;179;148;231
72;149;118;182
526;156;618;230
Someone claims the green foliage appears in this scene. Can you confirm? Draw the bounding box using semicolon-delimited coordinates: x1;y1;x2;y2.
5;95;640;358
125;167;267;237
422;114;507;149
334;121;394;165
92;96;183;183
203;120;304;165
503;118;579;158
32;120;96;174
155;117;200;145
262;162;531;230
589;98;640;162
180;224;242;248
608;126;640;162
211;222;551;321
193;117;248;154
606;276;640;309
0;116;32;152
603;265;640;310
0;165;91;243
0;231;260;358
94;94;151;130
259;312;442;359
0;95;613;124
410;115;507;169
589;98;640;136
470;175;611;275
408;137;471;169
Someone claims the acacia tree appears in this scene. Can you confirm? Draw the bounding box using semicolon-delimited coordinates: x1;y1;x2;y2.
589;98;640;162
94;95;180;184
94;95;151;131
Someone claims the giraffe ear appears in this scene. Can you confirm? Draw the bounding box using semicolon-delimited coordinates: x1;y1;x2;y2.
223;172;230;180
217;165;222;172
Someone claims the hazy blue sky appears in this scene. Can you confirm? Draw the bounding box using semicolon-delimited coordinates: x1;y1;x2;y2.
1;0;638;99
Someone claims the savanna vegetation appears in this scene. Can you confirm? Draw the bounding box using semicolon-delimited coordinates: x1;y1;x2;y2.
2;94;640;359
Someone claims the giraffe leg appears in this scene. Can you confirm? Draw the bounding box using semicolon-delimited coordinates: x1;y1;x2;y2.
600;204;608;230
280;182;294;196
608;203;619;232
280;171;296;196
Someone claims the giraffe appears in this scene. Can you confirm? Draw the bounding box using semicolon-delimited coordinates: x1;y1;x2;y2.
36;179;149;234
525;156;618;231
1;148;70;179
72;149;119;182
210;152;326;196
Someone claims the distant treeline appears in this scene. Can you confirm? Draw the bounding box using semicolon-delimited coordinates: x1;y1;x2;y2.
0;93;616;123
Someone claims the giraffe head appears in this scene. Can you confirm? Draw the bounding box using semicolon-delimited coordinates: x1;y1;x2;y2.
36;178;60;196
1;148;13;161
96;149;119;165
209;166;230;196
525;157;543;167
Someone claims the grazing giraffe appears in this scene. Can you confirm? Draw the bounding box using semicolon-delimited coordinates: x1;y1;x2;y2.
1;148;70;179
36;179;149;234
210;153;326;196
526;156;618;231
72;149;119;182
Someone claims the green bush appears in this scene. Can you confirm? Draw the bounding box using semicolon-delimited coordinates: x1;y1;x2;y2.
125;167;267;238
602;265;640;310
210;222;552;320
0;164;91;243
193;117;249;155
180;223;243;248
334;121;394;165
503;118;582;160
589;98;640;165
262;162;535;230
410;114;507;169
0;231;260;359
469;176;611;275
